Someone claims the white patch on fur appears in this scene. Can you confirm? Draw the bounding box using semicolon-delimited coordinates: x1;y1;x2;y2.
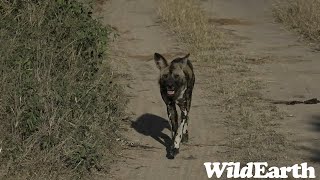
168;113;173;137
183;110;188;116
174;119;186;149
183;122;188;134
177;87;187;100
182;110;188;134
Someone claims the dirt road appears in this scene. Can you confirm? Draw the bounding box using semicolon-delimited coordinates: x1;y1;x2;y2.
99;0;227;179
98;0;319;179
202;0;320;174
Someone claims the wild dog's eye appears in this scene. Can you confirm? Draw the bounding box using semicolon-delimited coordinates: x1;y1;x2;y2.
174;74;179;79
163;74;168;78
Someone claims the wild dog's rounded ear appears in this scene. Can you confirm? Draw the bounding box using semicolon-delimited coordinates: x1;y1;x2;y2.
154;52;168;70
181;53;190;66
183;53;190;59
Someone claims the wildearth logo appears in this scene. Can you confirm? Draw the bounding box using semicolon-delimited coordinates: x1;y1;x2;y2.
204;162;316;179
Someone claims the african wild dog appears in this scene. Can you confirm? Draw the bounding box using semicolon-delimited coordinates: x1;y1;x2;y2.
154;52;195;159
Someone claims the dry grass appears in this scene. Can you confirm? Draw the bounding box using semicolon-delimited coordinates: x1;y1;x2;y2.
0;0;126;179
158;0;289;165
157;0;228;59
273;0;320;42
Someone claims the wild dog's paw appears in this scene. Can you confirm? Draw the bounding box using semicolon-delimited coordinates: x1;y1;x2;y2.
166;147;179;159
166;152;175;159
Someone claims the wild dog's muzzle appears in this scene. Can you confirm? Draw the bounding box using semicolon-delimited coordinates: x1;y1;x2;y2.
166;85;175;96
167;89;175;96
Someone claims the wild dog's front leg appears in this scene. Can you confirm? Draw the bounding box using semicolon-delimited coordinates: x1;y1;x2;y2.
175;101;189;148
166;103;179;159
166;103;178;139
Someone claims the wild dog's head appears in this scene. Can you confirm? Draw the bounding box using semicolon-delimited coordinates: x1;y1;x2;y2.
154;53;190;97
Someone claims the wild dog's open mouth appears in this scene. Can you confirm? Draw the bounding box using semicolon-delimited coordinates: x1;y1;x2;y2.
167;90;175;96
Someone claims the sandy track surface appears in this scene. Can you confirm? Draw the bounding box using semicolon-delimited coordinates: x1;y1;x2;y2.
97;0;319;179
203;0;320;175
99;0;227;179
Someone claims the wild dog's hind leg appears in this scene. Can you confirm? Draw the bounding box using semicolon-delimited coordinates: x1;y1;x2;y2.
182;91;193;143
181;109;189;143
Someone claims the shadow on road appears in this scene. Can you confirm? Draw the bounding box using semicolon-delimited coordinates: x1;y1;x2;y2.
309;115;320;163
131;113;172;157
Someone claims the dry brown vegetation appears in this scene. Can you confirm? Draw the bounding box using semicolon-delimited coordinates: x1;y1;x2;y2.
158;0;289;165
0;0;125;179
273;0;320;42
